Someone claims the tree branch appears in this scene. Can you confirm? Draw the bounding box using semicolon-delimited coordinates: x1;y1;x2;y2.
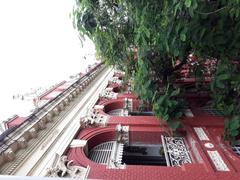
195;6;228;15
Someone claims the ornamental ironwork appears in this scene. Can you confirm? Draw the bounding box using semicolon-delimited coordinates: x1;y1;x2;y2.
162;136;192;167
89;141;114;164
232;144;240;156
88;141;125;169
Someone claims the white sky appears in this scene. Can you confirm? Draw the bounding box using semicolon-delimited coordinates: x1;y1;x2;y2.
0;0;96;120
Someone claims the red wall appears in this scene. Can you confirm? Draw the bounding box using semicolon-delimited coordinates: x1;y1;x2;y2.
66;75;240;180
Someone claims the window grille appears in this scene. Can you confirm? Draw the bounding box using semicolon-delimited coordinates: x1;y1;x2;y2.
89;141;114;164
232;145;240;156
89;141;124;166
89;137;192;167
107;109;128;116
162;136;192;167
201;106;224;116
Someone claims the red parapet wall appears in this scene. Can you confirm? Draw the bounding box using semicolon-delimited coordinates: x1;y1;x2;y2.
6;116;27;129
39;81;66;100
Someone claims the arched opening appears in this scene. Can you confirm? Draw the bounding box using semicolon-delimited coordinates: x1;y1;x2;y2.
87;137;192;167
89;141;115;164
88;141;167;166
107;109;126;116
104;100;129;116
103;99;153;116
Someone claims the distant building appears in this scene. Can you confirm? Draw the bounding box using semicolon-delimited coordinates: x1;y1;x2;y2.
2;115;27;130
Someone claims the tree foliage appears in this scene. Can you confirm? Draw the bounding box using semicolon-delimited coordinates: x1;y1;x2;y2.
73;0;240;140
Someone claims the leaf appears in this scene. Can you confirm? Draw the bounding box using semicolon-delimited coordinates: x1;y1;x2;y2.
216;80;225;89
152;91;158;103
168;121;181;130
153;103;159;111
185;0;192;8
192;0;198;9
175;112;183;119
174;48;180;56
171;100;178;107
210;81;215;91
231;138;238;146
230;119;240;130
164;107;169;115
164;114;170;121
170;88;180;97
215;36;227;45
218;74;230;80
175;23;181;34
158;95;167;105
231;129;239;137
189;8;194;17
180;33;186;42
143;27;151;38
174;3;180;16
165;39;170;52
224;119;230;129
227;104;234;115
200;28;206;40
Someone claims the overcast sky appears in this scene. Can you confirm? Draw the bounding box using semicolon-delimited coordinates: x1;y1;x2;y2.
0;0;96;120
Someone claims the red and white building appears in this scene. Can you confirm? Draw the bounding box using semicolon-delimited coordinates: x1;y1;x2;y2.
0;65;240;179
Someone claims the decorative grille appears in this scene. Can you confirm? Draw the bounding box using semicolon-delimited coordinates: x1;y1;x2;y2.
107;109;128;116
89;141;124;166
162;136;192;167
108;109;124;116
89;141;114;164
89;137;192;167
232;145;240;156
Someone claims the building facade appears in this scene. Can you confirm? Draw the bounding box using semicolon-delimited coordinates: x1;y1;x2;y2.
0;65;240;179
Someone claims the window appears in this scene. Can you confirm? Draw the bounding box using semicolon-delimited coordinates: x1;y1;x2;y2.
162;136;192;166
107;109;128;116
89;141;114;164
88;136;192;167
122;144;167;166
201;105;224;116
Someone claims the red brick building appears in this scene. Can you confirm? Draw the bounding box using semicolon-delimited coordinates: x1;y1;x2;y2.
66;71;240;180
1;67;239;180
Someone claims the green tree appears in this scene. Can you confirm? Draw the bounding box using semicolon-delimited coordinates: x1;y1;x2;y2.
73;0;240;140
